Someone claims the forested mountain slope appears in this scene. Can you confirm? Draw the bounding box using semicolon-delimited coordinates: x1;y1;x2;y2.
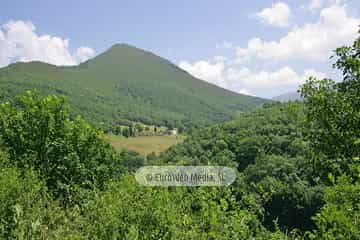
0;44;267;128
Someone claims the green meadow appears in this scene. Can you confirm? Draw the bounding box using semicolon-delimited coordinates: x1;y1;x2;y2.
107;134;185;156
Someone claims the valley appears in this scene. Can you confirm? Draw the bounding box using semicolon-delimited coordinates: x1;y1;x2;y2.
107;134;185;156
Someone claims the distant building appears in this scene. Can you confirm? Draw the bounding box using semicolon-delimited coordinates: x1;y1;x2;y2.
168;128;178;135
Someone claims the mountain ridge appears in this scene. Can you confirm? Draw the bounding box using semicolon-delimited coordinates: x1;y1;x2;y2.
272;92;302;102
0;44;268;129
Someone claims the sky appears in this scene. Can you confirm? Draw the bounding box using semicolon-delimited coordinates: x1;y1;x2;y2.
1;0;359;98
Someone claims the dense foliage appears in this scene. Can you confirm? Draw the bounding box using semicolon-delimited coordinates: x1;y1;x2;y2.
0;93;281;239
0;92;119;204
0;34;360;239
300;32;360;239
155;102;324;232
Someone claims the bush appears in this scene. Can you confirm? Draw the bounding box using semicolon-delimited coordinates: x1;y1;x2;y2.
0;91;117;204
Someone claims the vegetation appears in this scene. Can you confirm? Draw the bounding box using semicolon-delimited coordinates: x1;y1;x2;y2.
0;33;360;239
110;123;171;137
107;134;185;156
155;101;324;233
0;44;267;130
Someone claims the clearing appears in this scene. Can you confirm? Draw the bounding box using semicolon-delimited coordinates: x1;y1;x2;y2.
107;134;185;156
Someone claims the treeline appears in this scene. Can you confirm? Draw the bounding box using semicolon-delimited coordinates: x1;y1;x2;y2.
105;122;184;138
0;33;359;239
109;123;146;137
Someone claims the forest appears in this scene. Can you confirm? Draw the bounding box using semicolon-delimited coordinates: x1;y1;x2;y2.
0;33;359;239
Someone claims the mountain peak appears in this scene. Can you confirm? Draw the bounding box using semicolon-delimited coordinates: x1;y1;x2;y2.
88;43;155;66
106;43;152;55
109;43;137;50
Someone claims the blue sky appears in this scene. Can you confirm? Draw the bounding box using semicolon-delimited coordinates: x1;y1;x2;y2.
1;0;359;98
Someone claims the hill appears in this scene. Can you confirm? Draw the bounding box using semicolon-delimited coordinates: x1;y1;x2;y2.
0;44;267;129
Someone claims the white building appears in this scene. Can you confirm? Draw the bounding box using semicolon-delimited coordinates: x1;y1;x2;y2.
169;128;178;135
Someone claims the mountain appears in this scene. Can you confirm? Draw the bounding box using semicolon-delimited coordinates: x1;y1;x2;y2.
0;44;267;128
272;92;302;102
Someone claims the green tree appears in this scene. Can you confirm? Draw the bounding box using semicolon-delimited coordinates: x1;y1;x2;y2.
300;30;360;178
0;160;83;239
310;174;360;239
300;30;360;239
80;176;264;240
178;124;184;134
114;125;122;135
0;91;116;204
135;123;144;133
122;127;130;138
129;124;135;137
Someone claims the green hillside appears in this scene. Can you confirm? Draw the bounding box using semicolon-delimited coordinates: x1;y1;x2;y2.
0;44;267;129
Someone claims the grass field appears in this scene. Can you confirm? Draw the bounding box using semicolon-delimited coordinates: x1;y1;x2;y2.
107;134;185;156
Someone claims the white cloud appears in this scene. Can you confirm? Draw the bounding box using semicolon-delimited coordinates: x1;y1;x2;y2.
229;67;327;88
0;29;10;67
308;0;323;11
179;59;226;87
238;88;253;96
178;2;358;97
238;4;360;62
256;2;291;27
73;47;95;63
213;55;227;62
0;20;95;68
179;57;327;95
